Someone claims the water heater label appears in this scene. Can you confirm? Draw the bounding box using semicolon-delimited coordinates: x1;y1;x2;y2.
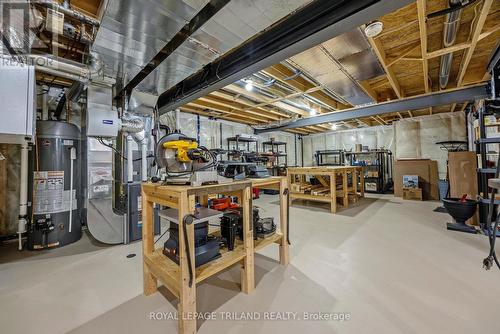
102;120;114;125
33;171;64;214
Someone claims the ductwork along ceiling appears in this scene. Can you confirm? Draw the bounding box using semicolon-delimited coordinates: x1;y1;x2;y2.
289;28;385;106
93;0;313;96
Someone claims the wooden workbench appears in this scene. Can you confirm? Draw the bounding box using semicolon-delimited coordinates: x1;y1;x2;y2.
142;181;253;334
141;178;290;333
287;166;364;213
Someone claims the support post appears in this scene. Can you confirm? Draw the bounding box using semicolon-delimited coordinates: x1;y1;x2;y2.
241;186;255;294
178;193;197;334
142;193;157;296
279;178;290;265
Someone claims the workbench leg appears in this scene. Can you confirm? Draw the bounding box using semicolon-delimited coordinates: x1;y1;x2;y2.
343;171;349;207
241;187;255;293
360;168;365;197
279;178;289;266
142;195;157;296
330;173;337;213
353;170;358;198
178;194;197;334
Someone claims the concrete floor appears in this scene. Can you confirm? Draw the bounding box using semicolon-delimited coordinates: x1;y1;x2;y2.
1;194;499;334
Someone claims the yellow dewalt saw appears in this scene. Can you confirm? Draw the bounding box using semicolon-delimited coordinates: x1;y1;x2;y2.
155;132;222;185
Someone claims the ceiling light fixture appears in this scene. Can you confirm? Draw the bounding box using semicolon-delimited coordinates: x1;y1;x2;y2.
309;108;317;116
364;21;383;38
331;123;337;130
245;80;254;92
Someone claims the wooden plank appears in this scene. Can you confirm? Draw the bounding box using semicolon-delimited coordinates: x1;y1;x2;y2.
426;42;471;59
141;194;157;296
178;194;196;334
456;0;494;87
315;175;330;188
416;0;429;93
241;186;255;294
330;172;337;213
279;177;289;265
367;36;404;98
290;192;332;203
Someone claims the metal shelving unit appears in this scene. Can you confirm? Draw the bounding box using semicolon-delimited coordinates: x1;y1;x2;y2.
315;150;345;166
227;135;259;153
474;101;500;230
345;150;393;194
262;139;287;176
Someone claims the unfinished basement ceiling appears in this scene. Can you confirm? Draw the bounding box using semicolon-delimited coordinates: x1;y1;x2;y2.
176;0;499;135
92;0;212;85
136;0;313;95
288;28;385;106
92;0;314;95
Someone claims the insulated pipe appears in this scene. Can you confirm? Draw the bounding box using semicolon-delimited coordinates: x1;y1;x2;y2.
126;135;134;183
439;0;462;89
38;0;100;27
18;142;29;251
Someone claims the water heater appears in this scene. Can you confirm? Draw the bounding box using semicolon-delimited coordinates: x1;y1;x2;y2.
27;121;82;249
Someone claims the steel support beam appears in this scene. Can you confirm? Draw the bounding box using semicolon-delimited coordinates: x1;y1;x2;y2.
255;84;488;133
157;0;413;114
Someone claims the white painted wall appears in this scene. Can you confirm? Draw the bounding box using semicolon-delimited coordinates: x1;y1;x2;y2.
177;111;466;178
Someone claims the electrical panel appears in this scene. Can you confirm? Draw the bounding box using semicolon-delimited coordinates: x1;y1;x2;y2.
0;65;36;144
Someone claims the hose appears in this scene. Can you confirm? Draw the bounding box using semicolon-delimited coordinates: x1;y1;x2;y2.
183;214;196;287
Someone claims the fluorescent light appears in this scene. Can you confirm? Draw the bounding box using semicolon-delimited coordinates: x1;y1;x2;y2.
245;80;254;91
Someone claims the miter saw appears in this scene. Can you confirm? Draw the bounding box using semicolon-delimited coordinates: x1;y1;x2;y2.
155;132;228;185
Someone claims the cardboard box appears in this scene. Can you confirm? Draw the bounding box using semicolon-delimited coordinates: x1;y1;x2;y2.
403;187;422;201
402;175;419;188
394;159;439;200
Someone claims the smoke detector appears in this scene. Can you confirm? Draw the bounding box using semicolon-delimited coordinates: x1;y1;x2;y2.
364;21;383;38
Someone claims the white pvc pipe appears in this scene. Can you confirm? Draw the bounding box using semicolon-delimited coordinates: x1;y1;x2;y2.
141;141;148;182
126;135;134;183
68;147;76;233
18;142;29;250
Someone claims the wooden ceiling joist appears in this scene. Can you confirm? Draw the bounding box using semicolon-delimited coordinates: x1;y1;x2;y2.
262;64;350;110
456;0;494;87
416;0;429;93
367;36;404;99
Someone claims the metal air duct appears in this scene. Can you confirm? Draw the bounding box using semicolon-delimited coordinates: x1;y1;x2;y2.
439;0;463;89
